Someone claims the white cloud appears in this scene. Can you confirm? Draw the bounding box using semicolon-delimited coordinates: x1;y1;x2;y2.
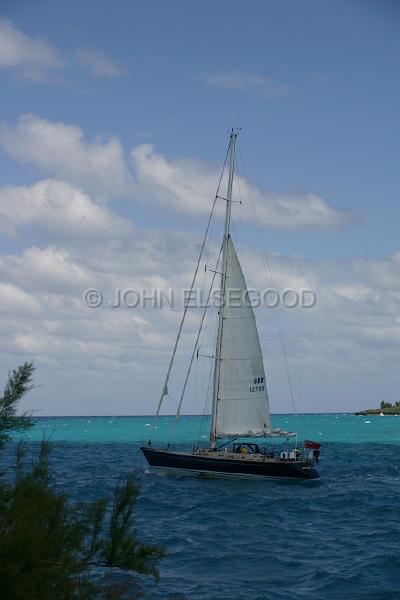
246;186;350;229
0;115;135;199
199;70;289;98
0;114;350;229
353;253;400;290
0;282;41;314
0;19;126;82
0;228;399;414
0;247;93;294
0;225;201;413
0;179;133;240
0;18;63;80
0;164;394;415
132;144;352;228
131;143;220;215
77;48;126;78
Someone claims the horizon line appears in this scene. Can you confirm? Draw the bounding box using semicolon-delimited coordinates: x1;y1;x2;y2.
31;412;355;418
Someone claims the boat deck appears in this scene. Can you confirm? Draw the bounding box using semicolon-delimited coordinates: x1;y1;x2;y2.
189;449;304;463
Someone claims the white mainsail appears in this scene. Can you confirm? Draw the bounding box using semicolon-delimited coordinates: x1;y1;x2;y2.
214;236;271;438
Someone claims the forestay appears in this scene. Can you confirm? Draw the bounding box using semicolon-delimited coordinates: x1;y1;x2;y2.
215;237;271;437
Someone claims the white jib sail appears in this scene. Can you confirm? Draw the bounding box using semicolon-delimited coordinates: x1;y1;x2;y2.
215;237;271;437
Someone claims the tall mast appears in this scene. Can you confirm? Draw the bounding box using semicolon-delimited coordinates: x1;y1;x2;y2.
210;129;238;448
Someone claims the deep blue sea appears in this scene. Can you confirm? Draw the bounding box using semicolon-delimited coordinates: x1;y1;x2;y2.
6;414;400;599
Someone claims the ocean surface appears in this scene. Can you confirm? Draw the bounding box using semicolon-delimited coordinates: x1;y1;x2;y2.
6;414;400;599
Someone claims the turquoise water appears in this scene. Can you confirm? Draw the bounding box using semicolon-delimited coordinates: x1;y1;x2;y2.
20;413;400;444
7;414;400;599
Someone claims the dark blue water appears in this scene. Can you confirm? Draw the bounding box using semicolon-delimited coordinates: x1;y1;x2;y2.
5;428;399;599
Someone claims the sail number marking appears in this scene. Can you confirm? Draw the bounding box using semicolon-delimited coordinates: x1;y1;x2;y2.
249;377;264;393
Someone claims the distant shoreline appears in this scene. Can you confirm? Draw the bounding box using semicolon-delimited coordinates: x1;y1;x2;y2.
355;408;400;416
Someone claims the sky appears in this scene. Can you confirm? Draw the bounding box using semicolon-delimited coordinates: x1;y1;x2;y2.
0;0;399;416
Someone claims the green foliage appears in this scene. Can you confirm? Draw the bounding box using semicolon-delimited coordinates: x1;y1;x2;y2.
103;477;164;581
380;401;394;409
0;441;165;599
0;362;35;447
0;365;165;599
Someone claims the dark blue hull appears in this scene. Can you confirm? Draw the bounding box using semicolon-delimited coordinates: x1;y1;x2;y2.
141;447;320;480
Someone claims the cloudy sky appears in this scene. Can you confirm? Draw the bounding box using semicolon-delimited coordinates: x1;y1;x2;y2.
0;0;399;416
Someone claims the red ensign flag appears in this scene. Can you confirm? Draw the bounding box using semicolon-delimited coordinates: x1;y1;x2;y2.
304;440;321;449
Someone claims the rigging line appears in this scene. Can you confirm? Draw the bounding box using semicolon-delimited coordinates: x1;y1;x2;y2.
168;243;224;443
234;153;243;265
199;312;215;436
194;339;199;417
196;282;217;443
295;371;304;443
177;243;223;414
151;140;231;432
193;257;208;421
238;149;299;441
199;313;218;444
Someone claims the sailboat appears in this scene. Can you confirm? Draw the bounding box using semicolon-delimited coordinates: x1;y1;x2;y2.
141;131;320;480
